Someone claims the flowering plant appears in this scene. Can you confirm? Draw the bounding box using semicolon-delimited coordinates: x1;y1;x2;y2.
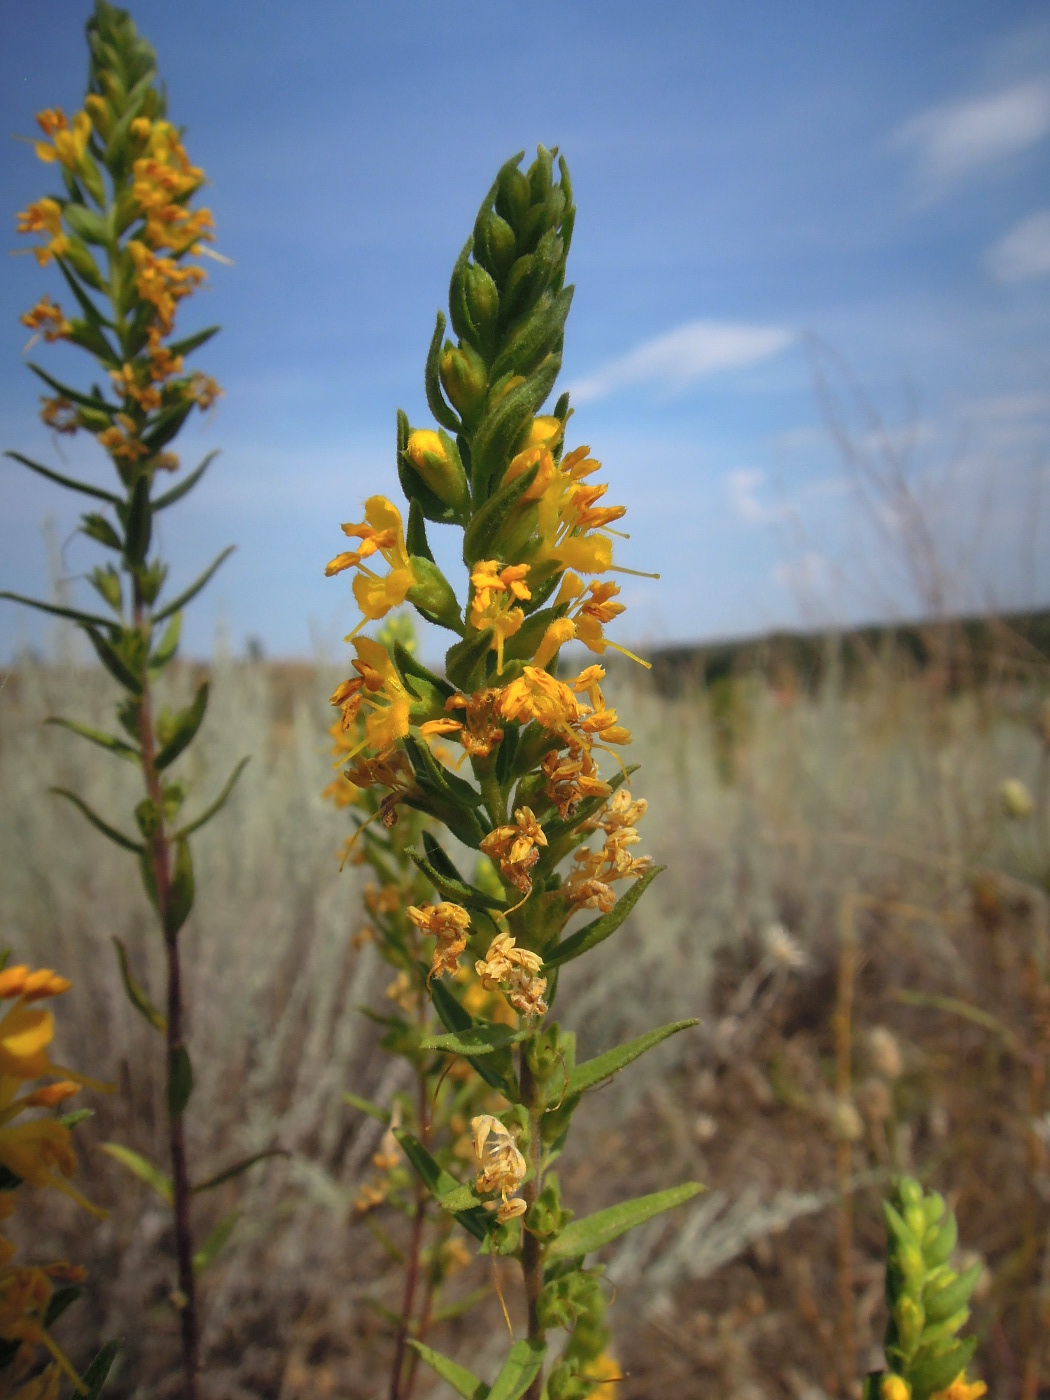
4;6;249;1396
327;145;701;1399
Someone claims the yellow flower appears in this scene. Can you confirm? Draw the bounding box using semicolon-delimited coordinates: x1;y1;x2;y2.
19;297;70;345
930;1375;986;1400
14;199;68;267
327;497;422;630
481;808;547;896
407;902;472;982
471;1114;528;1222
469;561;531;674
475;935;548;1018
33;108;91;171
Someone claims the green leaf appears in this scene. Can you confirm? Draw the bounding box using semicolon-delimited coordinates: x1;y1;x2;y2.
192;1148;288;1194
112;937;165;1032
28;360;113;412
175;755;250;838
100;1142;173;1204
50;787;143;853
153;545;236;623
445;626;495;693
404;734;483;808
46;716;139;761
0;590;113;630
44;1283;84;1329
167;324;220;360
487;1339;547;1400
167;1044;194;1119
424;310;461;432
546;1182;704;1261
429;979;515;1094
123;472;152;566
907;1337;977;1397
165;836;195;938
545;865;665;967
407;1341;487;1400
408;848;505;914
421;1025;530;1056
84;626;143;694
560;1020;700;1101
153;450;219;510
193;1211;239;1276
4;449;121;504
150;612;182;672
79;1340;122;1399
54;255;114;330
343;1092;390;1123
155;683;209;770
82;512;123;552
462;460;539;567
395;1131;492;1240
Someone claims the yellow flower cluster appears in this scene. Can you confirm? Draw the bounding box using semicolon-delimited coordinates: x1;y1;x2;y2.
0;965;106;1398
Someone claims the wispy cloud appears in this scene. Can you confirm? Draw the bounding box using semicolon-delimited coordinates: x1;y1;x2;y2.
986;209;1050;281
727;468;781;523
893;79;1050;198
570;320;793;404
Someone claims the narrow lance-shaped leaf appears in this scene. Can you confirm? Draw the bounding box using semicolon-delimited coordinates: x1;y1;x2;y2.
149;611;182;671
193;1211;239;1276
79;1341;122;1400
165;835;195;937
123;471;152;565
46;716;139;762
395;1130;492;1241
407;1341;487;1400
155;682;209;771
167;1044;193;1119
421;1024;530;1056
111;936;165;1032
558;1019;700;1101
153;449;219;510
50;786;143;853
27;360;113;412
175;755;249;838
84;625;143;694
546;1182;704;1262
99;1143;173;1204
545;864;665;967
4;450;121;504
153;544;236;624
429;975;515;1093
487;1339;547;1400
0;591;114;631
192;1148;289;1194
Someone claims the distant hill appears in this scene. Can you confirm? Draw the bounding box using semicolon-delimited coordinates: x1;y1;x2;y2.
644;607;1050;696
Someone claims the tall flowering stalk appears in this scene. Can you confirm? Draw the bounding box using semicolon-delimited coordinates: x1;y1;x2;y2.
327;616;518;1400
3;6;245;1397
865;1177;985;1400
0;961;117;1398
327;146;700;1399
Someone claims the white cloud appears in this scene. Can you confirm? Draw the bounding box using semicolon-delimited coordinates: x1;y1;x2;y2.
774;551;828;595
894;79;1050;196
727;468;779;523
986;209;1050;281
570;320;793;404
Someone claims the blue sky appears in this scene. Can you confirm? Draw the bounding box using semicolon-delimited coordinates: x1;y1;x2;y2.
3;0;1049;663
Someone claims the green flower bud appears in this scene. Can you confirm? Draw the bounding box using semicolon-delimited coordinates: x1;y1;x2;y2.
894;1294;925;1353
405;555;461;630
404;429;469;512
439;343;488;426
473;208;517;281
464;263;499;336
496;166;531;232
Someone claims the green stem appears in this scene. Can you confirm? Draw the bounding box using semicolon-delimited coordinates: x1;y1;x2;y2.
135;594;200;1400
518;1046;545;1400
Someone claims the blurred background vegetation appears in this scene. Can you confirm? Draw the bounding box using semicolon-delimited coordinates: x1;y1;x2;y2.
3;604;1047;1397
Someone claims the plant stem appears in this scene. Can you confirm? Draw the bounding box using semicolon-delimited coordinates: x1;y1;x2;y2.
136;602;200;1400
519;1050;544;1400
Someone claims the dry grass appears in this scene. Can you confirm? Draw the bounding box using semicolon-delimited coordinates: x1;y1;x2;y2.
1;635;1047;1398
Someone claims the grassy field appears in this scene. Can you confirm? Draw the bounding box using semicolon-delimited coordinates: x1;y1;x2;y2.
2;634;1048;1398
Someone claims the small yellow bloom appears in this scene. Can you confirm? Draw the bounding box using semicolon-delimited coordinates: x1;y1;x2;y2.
14;198;68;266
33;108;91;171
471;1114;528;1222
20;296;71;344
407;901;472;982
930;1374;986;1400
